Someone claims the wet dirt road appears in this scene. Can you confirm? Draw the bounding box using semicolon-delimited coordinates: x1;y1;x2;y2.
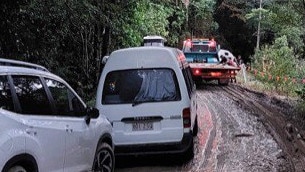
115;83;305;172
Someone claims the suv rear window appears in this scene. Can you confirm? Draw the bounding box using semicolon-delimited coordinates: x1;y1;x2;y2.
102;69;181;104
12;75;52;115
0;75;14;111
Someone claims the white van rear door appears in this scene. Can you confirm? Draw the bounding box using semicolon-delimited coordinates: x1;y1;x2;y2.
102;103;184;145
99;69;184;145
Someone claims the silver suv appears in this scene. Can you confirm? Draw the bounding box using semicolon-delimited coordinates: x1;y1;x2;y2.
0;58;114;172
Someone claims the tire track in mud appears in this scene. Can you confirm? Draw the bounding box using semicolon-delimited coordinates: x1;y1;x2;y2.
204;87;245;172
194;90;219;171
219;84;304;172
192;86;246;171
198;89;229;171
199;86;261;171
194;84;292;172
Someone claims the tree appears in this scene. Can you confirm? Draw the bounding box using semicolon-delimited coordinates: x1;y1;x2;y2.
188;0;217;38
214;0;256;60
111;0;181;48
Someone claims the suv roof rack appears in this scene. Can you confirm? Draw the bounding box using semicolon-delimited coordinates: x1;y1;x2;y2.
0;58;49;72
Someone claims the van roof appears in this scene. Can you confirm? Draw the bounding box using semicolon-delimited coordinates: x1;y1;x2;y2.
104;46;188;71
143;35;166;41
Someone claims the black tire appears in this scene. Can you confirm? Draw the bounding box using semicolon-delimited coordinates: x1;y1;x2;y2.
184;140;194;162
192;117;199;136
218;79;229;86
194;77;202;86
3;155;37;172
7;166;27;172
93;143;115;172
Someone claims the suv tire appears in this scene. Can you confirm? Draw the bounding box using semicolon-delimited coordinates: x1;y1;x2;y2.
93;143;115;172
7;166;26;172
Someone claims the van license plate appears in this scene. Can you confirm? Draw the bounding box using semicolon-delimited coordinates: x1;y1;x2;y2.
132;122;153;131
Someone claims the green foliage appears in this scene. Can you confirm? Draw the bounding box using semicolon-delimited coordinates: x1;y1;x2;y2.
112;0;178;48
5;0;109;101
246;1;304;54
1;0;304;102
245;8;275;28
0;0;189;101
253;36;300;95
188;0;217;37
279;27;304;55
213;0;257;59
166;5;186;46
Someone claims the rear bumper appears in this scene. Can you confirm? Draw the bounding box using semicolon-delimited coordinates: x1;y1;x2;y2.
191;66;240;80
192;71;238;80
199;75;235;79
114;133;193;156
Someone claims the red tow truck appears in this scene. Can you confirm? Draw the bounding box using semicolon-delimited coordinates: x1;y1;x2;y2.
182;38;240;85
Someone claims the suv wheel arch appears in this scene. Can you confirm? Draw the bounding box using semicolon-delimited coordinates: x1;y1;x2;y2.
2;154;38;172
92;133;115;172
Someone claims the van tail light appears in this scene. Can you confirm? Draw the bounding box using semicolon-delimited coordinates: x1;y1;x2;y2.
183;108;191;128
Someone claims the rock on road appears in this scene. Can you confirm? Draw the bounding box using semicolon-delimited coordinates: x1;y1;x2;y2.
116;83;305;172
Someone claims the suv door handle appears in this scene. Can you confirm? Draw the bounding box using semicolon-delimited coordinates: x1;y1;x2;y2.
65;125;73;133
26;126;37;136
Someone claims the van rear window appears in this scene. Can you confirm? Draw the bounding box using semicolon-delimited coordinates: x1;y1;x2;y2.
102;69;181;104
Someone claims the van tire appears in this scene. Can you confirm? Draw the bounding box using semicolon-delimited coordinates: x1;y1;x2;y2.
184;141;194;162
192;117;198;136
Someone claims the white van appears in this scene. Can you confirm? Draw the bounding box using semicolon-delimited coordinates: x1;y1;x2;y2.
96;46;198;158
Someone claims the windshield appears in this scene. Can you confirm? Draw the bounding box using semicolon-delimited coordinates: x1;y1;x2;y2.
192;44;209;52
143;39;164;46
102;69;181;104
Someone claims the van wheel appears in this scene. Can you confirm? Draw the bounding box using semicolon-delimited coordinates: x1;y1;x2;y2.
93;143;115;172
7;166;27;172
194;77;202;86
184;141;194;162
193;117;198;136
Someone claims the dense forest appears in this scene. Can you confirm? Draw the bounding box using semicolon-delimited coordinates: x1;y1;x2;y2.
1;0;305;102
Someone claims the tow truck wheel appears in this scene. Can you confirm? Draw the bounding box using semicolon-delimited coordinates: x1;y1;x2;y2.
218;79;229;86
194;78;202;86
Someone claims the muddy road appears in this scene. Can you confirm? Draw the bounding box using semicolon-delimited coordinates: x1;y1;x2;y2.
115;83;305;172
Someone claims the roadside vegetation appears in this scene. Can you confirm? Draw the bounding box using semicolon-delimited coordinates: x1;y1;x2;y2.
244;1;305;125
0;0;304;107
